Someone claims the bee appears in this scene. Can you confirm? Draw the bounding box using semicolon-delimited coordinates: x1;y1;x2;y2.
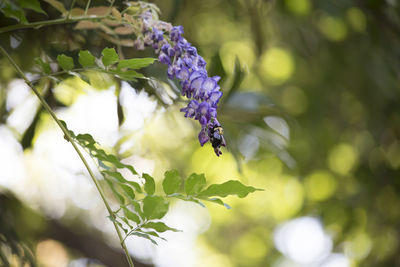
209;125;226;156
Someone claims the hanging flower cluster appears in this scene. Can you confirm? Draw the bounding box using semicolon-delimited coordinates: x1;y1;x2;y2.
133;11;226;156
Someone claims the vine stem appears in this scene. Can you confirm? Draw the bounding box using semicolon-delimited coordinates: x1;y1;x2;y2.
0;45;135;267
0;15;109;34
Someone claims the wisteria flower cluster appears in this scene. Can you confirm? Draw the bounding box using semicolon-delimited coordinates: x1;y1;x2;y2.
134;11;226;156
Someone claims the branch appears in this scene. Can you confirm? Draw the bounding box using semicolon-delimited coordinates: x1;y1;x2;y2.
0;45;135;267
0;15;110;34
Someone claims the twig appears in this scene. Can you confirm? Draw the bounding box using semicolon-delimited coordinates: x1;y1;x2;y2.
84;0;92;16
66;0;77;20
0;15;109;33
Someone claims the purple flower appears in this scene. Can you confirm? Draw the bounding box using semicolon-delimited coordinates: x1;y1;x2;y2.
158;52;170;65
191;77;205;99
198;128;209;146
170;26;184;42
152;28;164;42
136;13;225;156
180;100;199;118
187;46;197;56
208;91;223;107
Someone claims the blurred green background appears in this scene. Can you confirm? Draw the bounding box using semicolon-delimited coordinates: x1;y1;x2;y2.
1;0;400;266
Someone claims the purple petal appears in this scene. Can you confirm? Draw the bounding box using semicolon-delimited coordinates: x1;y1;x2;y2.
198;130;209;146
187;46;197;56
170;26;184;41
212;76;221;82
197;56;206;68
158;53;170;65
201;77;217;97
176;67;190;81
208;91;223;106
189;70;206;82
191;77;205;99
161;43;170;54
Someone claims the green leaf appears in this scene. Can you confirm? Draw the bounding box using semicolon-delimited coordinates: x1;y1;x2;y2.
43;0;66;13
123;207;141;224
76;133;96;146
101;48;119;67
115;220;128;234
142;222;180;233
34;58;51;74
112;69;144;80
117;58;156;69
74;133;138;175
142;196;169;220
1;2;28;23
131;200;145;220
78;50;96;67
119;216;133;228
130;232;158;245
198;180;263;198
170;194;206;207
185;173;206;196
203;197;231;209
96;151;137;175
19;0;46;14
143;173;155;195
162;170;181;195
101;170;142;192
57;54;74;71
119;183;135;200
105;179;125;205
138;230;166;241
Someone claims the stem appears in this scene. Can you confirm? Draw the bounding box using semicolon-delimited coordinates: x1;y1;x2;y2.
29;67;149;84
0;15;109;33
108;0;116;12
84;0;92;16
0;46;135;267
66;0;77;20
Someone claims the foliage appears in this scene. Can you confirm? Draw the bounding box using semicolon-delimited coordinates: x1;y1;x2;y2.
62;120;260;244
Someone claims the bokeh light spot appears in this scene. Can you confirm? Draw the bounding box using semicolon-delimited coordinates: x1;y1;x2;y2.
274;217;332;264
346;8;366;32
285;0;312;16
259;47;294;85
36;239;69;267
304;170;337;201
53;77;87;106
318;15;348;41
344;232;372;260
328;143;357;175
232;231;268;265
